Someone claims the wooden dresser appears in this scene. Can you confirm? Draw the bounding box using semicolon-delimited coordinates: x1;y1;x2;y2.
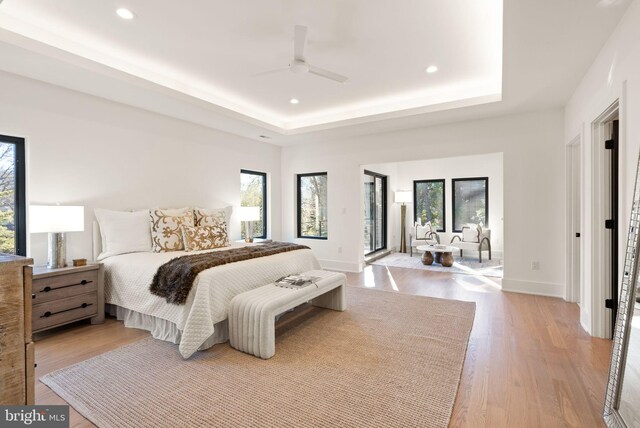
32;264;104;333
0;254;35;405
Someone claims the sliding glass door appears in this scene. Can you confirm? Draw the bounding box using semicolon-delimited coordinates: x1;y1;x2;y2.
363;170;387;255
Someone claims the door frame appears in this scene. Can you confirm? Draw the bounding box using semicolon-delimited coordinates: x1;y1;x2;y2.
590;100;620;339
565;134;582;303
363;170;388;256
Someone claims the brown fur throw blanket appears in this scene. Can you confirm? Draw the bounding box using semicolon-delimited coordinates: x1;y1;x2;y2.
149;241;310;305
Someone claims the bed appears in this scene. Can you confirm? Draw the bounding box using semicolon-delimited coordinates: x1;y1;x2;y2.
93;223;321;358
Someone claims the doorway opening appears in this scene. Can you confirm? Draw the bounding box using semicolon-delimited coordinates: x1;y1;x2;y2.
363;170;387;256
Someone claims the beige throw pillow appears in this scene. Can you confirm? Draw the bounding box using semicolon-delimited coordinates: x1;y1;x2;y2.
181;224;230;251
150;208;195;252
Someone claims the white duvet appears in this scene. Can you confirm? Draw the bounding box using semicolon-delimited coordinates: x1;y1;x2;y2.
103;244;320;358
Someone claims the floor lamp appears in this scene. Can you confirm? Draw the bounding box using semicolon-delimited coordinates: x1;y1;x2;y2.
394;191;412;253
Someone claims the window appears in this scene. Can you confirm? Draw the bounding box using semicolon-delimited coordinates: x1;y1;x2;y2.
0;135;26;256
297;172;328;239
452;177;488;232
240;169;267;239
413;179;445;232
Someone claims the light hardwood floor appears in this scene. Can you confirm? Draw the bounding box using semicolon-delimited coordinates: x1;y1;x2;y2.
35;265;612;427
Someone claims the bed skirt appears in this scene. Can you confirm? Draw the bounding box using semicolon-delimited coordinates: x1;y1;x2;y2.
106;304;228;351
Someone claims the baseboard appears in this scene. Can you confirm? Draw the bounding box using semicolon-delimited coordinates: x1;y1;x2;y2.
319;259;362;273
501;278;565;299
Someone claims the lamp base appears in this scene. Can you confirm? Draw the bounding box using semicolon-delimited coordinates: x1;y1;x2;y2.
48;232;67;269
243;221;254;244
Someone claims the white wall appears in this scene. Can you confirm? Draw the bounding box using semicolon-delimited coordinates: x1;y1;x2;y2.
282;109;565;297
565;0;640;335
381;153;504;255
0;71;282;265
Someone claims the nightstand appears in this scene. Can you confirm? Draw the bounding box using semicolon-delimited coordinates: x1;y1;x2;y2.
31;263;104;334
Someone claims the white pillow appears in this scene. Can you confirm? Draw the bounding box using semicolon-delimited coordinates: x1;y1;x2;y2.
95;209;152;260
462;226;479;242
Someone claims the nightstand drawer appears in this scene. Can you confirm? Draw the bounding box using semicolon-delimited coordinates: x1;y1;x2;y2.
32;292;98;332
32;270;98;304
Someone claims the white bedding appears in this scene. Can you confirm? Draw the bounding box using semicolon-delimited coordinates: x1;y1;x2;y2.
103;244;320;358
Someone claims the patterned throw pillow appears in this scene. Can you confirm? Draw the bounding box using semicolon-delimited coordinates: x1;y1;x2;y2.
193;208;226;226
150;208;195;252
181;224;230;251
193;208;229;247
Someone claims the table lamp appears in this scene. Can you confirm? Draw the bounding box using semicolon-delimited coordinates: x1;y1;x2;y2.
30;205;85;268
237;206;261;243
394;191;412;253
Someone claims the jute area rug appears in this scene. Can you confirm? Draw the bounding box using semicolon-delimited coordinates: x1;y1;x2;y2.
41;287;475;428
372;252;504;278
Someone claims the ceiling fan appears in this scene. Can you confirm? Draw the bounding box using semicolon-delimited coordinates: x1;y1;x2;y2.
254;25;348;84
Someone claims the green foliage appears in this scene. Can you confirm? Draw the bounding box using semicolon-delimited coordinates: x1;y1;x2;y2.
240;173;265;238
415;182;444;230
299;175;327;237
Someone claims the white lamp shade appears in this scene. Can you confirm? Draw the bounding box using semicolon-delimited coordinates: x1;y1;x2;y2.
394;191;412;204
237;206;261;221
30;205;85;233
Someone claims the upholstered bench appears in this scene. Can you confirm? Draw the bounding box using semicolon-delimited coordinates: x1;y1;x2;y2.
228;270;347;359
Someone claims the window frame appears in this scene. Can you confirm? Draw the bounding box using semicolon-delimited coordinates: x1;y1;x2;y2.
240;169;267;239
451;177;489;233
412;179;446;233
0;135;26;256
296;172;328;240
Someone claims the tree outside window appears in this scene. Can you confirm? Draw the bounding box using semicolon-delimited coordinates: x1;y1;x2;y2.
413;179;445;232
0;137;26;256
452;177;488;232
297;173;328;239
240;170;267;239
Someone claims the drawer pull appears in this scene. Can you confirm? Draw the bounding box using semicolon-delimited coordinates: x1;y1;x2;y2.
40;280;93;293
40;303;93;318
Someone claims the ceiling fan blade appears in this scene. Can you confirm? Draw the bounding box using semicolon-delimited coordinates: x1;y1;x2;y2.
252;67;290;77
294;25;308;61
308;65;348;83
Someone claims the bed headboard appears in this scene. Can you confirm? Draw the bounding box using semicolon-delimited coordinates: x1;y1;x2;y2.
92;221;102;261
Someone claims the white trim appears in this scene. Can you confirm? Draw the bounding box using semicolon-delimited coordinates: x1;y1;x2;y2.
319;259;362;273
501;278;564;298
565;134;582;303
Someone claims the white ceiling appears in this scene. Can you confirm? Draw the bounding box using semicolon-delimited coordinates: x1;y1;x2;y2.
0;0;631;145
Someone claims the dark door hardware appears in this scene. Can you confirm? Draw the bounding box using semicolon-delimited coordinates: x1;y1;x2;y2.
40;279;92;293
575;233;581;238
40;303;93;318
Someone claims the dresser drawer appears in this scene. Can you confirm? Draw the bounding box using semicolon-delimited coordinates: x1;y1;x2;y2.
32;292;98;332
32;270;98;305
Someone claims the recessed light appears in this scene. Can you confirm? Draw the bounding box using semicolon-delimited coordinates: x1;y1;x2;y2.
116;8;135;20
290;98;299;104
425;66;438;74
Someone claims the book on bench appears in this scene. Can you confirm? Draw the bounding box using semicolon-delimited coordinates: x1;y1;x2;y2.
275;275;321;289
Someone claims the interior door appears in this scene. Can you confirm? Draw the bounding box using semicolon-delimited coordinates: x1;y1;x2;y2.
364;171;387;255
